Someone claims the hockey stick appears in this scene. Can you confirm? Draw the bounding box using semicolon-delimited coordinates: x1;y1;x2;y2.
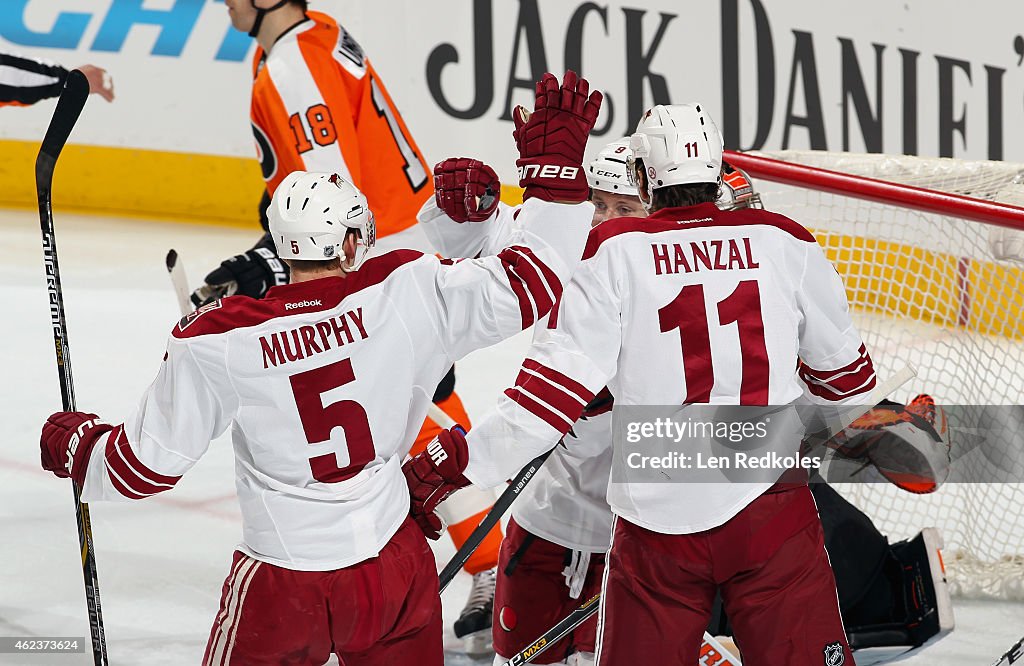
36;69;109;666
993;635;1024;666
427;401;458;430
165;249;193;315
498;365;918;666
439;449;553;592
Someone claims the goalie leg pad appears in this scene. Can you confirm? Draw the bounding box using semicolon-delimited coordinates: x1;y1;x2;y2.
846;528;955;650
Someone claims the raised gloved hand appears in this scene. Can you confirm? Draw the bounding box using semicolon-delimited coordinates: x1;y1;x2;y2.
191;233;288;307
434;157;500;223
513;70;603;203
40;412;113;486
402;425;472;539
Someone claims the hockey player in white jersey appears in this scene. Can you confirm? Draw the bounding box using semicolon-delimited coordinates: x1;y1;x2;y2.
426;145;955;662
421;137;642;666
404;103;873;665
37;71;601;665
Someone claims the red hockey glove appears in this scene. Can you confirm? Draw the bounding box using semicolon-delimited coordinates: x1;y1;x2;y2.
40;412;113;486
513;70;603;204
402;425;472;539
433;157;501;223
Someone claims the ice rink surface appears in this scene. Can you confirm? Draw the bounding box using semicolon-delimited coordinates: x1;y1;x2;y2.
1;208;1021;665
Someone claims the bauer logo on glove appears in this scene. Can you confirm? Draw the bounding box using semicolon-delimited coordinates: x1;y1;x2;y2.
516;164;581;181
512;70;603;204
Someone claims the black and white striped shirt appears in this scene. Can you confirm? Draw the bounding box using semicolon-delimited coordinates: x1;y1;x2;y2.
0;52;69;106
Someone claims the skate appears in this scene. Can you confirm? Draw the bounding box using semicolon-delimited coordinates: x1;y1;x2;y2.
454;568;496;655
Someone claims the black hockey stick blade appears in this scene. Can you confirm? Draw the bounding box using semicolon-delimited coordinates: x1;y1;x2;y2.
438;449;553;592
36;69;89;195
165;249;194;316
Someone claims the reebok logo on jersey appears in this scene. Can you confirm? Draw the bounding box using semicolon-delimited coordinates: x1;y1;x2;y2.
517;164;580;180
427;439;448;467
284;299;323;311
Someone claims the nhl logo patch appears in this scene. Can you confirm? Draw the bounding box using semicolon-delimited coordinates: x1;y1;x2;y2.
823;642;845;666
177;299;222;332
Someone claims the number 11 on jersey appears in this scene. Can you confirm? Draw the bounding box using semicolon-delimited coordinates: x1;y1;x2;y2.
659;280;770;404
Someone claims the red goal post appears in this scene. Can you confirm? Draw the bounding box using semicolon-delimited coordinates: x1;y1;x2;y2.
724;150;1024;232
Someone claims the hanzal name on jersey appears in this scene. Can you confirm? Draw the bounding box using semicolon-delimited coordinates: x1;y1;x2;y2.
260;307;368;369
651;238;759;276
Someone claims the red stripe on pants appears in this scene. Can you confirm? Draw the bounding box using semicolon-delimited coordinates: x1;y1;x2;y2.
202;517;443;665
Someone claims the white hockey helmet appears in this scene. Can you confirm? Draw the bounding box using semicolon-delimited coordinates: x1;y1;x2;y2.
627;103;724;208
717;161;763;211
587;137;638;196
268;171;375;271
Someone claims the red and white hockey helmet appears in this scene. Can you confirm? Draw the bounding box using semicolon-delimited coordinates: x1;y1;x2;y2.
586;137;638;197
627;103;724;208
268;171;376;271
717;161;763;211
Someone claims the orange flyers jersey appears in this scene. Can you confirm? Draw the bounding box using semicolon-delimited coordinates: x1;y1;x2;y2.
250;12;431;237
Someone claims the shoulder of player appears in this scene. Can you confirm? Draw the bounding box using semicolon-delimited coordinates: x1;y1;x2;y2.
582;207;816;260
171;251;426;340
581;215;663;260
171;297;276;340
264;13;370;84
723;207;818;243
263;14;332;65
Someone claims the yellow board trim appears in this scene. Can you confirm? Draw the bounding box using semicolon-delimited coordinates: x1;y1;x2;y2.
815;231;1024;340
500;183;525;206
0;139;266;228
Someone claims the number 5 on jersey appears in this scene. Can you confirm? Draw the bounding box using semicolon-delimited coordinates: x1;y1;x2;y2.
289;358;375;482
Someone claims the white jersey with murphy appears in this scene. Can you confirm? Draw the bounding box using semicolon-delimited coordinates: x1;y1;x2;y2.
464;202;877;535
420;199;615;552
79;198;592;571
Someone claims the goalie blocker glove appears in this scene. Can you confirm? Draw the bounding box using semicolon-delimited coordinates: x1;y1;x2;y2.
433;157;500;223
513;70;603;204
823;395;951;493
191;232;289;307
402;426;472;539
40;412;114;487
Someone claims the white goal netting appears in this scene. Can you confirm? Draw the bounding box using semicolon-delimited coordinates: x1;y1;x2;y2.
743;151;1024;600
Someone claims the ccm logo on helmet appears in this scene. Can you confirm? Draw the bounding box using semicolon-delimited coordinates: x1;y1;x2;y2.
518;164;580;180
284;299;323;310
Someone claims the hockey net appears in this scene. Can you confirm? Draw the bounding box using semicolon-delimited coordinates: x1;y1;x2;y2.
725;150;1024;601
